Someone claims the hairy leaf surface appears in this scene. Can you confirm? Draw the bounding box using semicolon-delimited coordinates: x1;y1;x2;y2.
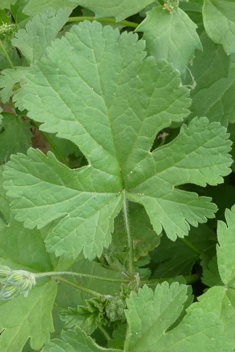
4;21;232;261
137;7;202;74
203;0;235;55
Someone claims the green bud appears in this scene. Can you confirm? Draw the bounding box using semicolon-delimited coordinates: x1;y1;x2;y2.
19;273;36;297
0;284;18;300
0;266;11;279
7;272;23;285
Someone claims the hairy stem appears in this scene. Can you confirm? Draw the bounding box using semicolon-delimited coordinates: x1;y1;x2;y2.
0;39;15;70
67;16;139;29
179;238;204;256
123;190;135;277
98;325;112;341
142;273;201;286
52;275;102;299
34;270;129;283
30;119;70;167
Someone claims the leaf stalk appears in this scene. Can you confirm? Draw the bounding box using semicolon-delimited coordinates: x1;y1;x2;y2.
0;39;15;70
67;16;139;29
123;190;135;277
51;275;102;299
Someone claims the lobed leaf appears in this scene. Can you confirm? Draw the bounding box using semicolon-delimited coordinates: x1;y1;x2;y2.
124;283;231;351
4;21;232;261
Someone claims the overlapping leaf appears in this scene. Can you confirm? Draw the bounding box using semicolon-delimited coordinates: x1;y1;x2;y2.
0;8;71;103
4;21;232;262
68;0;154;21
41;328;122;352
124;282;232;351
136;7;202;74
0;112;32;162
203;0;235;55
22;0;77;16
190;67;235;126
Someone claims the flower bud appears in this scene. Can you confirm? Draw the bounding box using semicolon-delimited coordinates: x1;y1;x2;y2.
19;273;36;297
7;272;23;285
0;284;18;300
0;266;11;279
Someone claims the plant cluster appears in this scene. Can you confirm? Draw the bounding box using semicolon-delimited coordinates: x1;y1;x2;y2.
0;0;235;351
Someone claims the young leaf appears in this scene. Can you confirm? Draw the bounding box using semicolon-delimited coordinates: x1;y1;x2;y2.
136;7;202;75
67;0;154;22
0;112;32;163
4;21;232;261
124;283;232;351
41;328;122;352
203;0;235;55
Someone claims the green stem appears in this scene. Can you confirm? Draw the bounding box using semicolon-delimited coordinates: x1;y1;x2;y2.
179;238;204;256
0;39;15;70
34;271;129;283
52;275;102;299
30;119;70;167
123;190;135;277
67;16;139;29
98;325;111;341
142;273;200;286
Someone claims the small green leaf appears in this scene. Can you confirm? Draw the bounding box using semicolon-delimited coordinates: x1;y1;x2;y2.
137;7;202;74
203;0;235;55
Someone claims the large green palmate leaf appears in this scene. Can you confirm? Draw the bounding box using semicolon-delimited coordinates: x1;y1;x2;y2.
203;0;235;55
3;21;232;261
67;0;154;21
0;168;57;352
136;6;202;75
124;283;232;351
